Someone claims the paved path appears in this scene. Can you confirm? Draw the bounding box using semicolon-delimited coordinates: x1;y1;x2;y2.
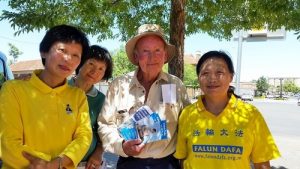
270;136;300;169
253;99;300;169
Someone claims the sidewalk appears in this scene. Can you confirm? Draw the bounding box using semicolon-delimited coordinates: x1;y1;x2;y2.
270;135;300;169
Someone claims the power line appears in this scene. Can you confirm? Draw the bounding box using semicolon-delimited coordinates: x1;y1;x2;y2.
0;35;38;44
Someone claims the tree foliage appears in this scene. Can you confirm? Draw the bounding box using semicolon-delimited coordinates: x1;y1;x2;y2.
295;30;300;40
111;46;136;78
163;63;198;86
8;43;23;62
256;76;269;95
2;0;299;39
1;0;300;78
283;80;300;94
183;64;198;87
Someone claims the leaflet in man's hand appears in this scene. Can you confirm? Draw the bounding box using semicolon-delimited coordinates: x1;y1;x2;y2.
118;105;168;144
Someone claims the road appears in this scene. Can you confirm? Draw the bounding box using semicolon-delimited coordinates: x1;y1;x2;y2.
251;99;300;169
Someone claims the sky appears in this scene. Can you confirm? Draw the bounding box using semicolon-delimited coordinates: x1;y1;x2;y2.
1;3;300;82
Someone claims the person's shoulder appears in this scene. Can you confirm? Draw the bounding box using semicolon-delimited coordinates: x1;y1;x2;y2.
183;100;197;110
180;101;197;116
162;72;184;84
110;71;135;84
235;98;261;117
67;84;86;96
117;71;135;79
68;84;82;92
97;90;105;98
2;79;27;88
0;79;31;97
163;72;179;79
236;99;258;110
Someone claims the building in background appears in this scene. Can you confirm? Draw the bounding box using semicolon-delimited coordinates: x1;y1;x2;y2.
10;59;43;79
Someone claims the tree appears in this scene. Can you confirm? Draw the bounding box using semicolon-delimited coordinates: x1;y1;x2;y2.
283;80;300;94
1;0;300;79
256;76;269;96
111;46;136;78
8;43;23;63
183;64;197;87
295;30;300;40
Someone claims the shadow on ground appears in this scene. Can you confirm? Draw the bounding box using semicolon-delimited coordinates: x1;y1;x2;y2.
271;166;288;169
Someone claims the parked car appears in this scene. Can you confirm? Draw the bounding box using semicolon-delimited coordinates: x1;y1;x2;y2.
0;51;14;88
266;94;275;99
241;94;254;101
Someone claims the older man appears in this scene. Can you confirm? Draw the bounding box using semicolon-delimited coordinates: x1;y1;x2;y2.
98;24;190;169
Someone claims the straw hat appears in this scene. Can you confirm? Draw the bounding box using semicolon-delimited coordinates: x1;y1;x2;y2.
125;24;175;65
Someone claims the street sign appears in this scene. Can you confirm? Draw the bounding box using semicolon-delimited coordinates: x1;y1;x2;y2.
232;26;286;41
232;26;285;95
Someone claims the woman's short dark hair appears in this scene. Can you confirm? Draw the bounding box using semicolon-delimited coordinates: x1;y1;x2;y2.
76;45;113;81
196;50;235;76
39;24;90;66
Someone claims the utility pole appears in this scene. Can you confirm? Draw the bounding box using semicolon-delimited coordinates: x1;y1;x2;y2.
235;31;243;95
279;78;283;98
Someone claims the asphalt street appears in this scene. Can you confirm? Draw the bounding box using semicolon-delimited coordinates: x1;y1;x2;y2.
251;99;300;169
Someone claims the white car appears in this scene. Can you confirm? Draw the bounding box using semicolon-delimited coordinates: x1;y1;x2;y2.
241;94;253;101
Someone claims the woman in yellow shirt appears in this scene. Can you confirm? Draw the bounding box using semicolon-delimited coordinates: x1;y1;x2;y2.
174;51;280;169
0;25;92;169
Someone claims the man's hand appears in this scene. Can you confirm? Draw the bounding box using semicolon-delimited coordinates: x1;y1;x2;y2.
122;139;145;156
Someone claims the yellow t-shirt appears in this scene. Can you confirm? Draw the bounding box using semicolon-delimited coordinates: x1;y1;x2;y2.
0;70;92;169
174;95;280;169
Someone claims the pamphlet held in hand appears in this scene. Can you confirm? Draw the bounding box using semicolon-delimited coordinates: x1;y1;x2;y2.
118;105;168;144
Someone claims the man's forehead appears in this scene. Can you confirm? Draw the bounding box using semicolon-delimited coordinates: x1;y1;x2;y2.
136;35;166;47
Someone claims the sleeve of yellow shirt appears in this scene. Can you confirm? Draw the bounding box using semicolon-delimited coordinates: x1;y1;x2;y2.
250;108;281;163
60;93;92;167
0;82;52;168
174;106;188;159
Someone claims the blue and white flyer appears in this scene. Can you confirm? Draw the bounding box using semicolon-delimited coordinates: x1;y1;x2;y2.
118;105;168;144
